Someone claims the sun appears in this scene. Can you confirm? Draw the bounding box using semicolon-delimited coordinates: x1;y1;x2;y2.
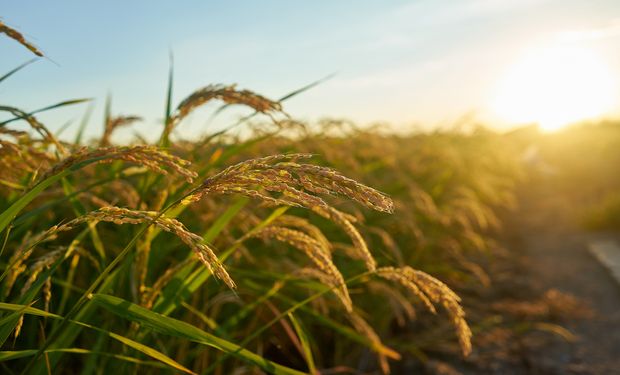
491;45;617;131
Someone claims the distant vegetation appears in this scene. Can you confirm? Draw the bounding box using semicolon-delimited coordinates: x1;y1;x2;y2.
534;122;620;230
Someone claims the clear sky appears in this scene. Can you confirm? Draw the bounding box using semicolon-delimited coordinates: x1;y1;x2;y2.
2;1;620;140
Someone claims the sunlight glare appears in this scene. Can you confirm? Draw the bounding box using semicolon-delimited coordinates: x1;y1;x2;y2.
492;46;617;131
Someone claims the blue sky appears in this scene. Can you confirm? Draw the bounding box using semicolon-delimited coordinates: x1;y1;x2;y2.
2;1;620;141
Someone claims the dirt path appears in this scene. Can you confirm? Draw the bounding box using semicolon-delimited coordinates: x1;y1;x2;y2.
500;180;620;374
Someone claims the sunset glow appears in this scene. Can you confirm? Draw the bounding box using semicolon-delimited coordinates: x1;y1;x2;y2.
492;46;617;131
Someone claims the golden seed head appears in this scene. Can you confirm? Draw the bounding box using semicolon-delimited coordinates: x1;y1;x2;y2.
376;266;472;357
38;146;198;184
0;20;44;56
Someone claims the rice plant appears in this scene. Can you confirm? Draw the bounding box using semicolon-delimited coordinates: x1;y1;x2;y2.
0;22;526;374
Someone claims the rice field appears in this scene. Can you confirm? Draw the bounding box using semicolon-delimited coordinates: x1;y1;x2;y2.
1;20;620;374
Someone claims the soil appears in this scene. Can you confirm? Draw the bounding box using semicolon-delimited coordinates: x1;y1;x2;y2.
465;177;620;374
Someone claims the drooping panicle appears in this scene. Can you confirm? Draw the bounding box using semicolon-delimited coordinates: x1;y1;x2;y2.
38;145;198;183
0;20;44;56
182;153;393;271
